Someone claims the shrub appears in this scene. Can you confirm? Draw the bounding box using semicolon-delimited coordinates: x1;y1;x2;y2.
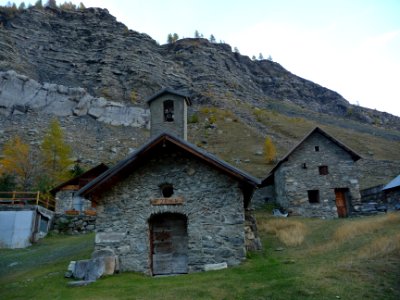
130;90;137;103
188;114;199;124
208;115;217;124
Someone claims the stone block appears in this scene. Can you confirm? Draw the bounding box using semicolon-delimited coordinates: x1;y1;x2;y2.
92;248;115;259
85;257;105;281
67;280;96;287
204;262;227;271
73;259;90;279
95;232;125;243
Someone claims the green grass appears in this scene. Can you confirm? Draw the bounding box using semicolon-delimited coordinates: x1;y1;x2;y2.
1;213;400;299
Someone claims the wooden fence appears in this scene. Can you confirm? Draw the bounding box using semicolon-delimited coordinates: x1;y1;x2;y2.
0;191;55;211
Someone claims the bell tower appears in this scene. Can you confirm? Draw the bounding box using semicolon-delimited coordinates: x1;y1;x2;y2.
146;88;191;140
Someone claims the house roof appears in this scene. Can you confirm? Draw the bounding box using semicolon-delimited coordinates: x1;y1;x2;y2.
50;163;109;195
145;88;192;106
261;127;362;187
77;133;260;199
382;174;400;191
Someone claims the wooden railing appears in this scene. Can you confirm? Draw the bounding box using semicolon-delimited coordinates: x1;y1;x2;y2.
0;191;55;211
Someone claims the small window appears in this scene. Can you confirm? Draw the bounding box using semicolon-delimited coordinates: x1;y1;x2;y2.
319;165;329;175
160;184;174;198
315;146;320;152
163;100;174;122
308;190;320;203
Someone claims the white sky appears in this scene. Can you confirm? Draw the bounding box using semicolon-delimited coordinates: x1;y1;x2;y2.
2;0;400;116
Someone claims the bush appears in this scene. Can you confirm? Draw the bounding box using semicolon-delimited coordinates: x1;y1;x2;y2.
188;114;199;124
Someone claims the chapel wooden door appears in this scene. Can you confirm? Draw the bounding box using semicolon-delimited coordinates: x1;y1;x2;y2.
335;189;348;218
150;213;188;275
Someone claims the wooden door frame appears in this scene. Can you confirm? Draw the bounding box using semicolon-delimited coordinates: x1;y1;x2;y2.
148;212;188;276
334;188;350;218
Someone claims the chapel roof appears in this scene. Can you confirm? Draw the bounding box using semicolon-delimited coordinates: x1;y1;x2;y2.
77;132;260;199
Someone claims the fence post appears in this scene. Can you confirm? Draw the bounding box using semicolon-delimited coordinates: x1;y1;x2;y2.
36;191;40;206
12;191;16;205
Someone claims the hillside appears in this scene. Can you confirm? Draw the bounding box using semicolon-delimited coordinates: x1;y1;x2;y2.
0;5;399;188
1;212;399;299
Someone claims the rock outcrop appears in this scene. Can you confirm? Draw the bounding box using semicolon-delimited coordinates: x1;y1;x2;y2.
0;70;149;127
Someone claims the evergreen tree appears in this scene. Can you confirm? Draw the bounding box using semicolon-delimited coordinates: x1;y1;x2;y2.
172;33;179;42
252;55;256;60
209;34;216;43
46;0;57;8
41;119;73;184
34;0;43;8
167;33;173;44
194;30;200;38
18;2;26;10
258;53;264;60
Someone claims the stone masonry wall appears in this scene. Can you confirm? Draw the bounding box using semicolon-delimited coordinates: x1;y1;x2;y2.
52;214;96;234
94;149;246;274
274;132;361;218
55;190;92;214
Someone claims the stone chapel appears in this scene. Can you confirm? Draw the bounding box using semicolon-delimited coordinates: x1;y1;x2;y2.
77;88;261;275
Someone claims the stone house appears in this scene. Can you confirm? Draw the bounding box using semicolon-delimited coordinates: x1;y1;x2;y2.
261;127;362;218
77;89;261;275
51;163;109;214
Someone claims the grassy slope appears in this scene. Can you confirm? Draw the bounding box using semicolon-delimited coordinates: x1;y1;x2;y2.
187;105;400;184
1;212;399;300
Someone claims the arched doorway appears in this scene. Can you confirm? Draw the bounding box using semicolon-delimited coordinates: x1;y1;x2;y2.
149;213;188;275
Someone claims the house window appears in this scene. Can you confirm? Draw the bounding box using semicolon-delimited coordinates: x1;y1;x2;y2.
160;184;174;198
308;190;320;203
315;146;320;152
319;165;329;175
163;100;174;122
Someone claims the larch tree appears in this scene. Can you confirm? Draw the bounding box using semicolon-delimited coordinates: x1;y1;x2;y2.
41;119;73;184
0;136;37;189
264;136;277;164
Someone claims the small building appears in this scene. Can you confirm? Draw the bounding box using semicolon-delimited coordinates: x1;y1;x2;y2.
261;127;362;218
77;89;261;275
50;163;109;214
382;174;400;208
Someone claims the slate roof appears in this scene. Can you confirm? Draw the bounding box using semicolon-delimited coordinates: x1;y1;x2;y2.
50;163;109;195
145;88;192;106
382;174;400;191
77;132;260;198
261;127;362;186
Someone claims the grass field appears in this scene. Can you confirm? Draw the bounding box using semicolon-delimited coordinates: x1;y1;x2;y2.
1;212;399;300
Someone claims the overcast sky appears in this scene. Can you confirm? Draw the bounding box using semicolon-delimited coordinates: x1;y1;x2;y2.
2;0;400;116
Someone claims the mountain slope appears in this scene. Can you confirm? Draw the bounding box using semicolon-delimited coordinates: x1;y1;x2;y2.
0;5;399;188
1;6;399;129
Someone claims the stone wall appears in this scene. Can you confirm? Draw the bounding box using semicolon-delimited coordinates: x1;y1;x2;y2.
55;190;93;214
274;131;361;218
251;186;275;209
384;189;400;209
52;214;96;234
94;149;247;274
360;185;385;203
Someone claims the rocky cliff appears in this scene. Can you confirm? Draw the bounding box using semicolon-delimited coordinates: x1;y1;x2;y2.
0;5;399;188
1;6;399;129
